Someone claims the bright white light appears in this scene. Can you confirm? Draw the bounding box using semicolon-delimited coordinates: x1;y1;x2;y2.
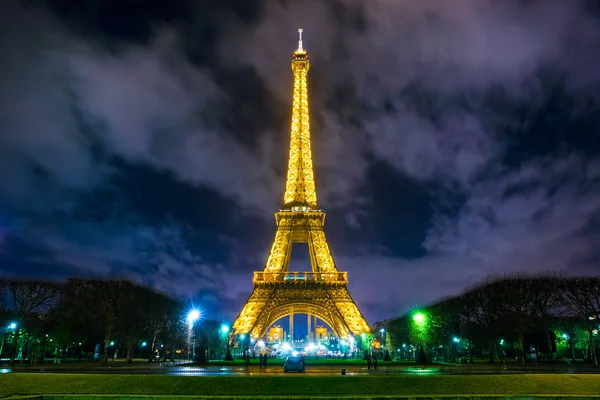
8;322;17;330
257;340;265;348
141;341;147;347
292;351;298;356
187;309;201;323
110;341;115;346
306;343;315;352
221;324;230;334
340;340;347;346
380;328;385;333
239;334;245;339
281;342;291;351
348;336;355;344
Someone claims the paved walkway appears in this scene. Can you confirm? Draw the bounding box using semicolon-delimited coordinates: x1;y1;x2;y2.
2;360;598;376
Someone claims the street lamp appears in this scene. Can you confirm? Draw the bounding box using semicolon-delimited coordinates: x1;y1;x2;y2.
187;309;201;323
452;337;459;362
220;324;231;360
8;322;17;330
187;309;201;362
413;312;425;324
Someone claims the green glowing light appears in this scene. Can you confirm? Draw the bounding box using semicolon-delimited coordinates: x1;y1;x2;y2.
413;312;425;323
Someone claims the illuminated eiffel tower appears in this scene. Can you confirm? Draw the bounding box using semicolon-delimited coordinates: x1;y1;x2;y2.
231;29;370;341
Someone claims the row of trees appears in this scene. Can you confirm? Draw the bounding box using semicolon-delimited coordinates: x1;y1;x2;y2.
377;274;600;365
0;278;199;365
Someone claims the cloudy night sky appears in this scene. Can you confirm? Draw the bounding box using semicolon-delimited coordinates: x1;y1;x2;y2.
1;0;600;327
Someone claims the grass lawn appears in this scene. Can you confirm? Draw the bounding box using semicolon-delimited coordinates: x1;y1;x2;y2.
1;374;600;398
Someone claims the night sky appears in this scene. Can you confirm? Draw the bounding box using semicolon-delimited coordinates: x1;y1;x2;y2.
1;0;600;331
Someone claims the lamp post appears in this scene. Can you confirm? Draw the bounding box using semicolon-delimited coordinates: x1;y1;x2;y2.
348;336;355;358
187;309;201;362
412;311;428;364
238;334;246;358
380;328;385;354
0;323;18;360
452;337;459;363
499;339;506;369
221;324;230;360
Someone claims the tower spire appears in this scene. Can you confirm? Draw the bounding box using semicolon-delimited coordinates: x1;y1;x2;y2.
297;28;304;53
284;29;317;210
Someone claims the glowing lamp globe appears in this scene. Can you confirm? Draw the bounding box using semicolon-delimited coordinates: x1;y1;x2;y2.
187;309;201;323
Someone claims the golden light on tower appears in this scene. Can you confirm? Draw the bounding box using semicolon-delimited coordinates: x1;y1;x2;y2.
283;28;317;209
231;29;370;340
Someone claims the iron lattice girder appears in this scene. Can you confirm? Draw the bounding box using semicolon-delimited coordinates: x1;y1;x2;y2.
230;37;370;341
283;54;317;209
231;280;370;339
264;211;337;274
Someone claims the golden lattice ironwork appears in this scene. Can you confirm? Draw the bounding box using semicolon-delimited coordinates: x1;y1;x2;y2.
231;29;370;340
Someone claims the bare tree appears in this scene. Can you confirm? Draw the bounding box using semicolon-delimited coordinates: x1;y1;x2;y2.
62;279;133;363
526;274;563;360
4;279;61;364
561;276;600;366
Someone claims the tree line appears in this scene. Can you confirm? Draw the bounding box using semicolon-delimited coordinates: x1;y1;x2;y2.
377;274;600;365
0;278;218;365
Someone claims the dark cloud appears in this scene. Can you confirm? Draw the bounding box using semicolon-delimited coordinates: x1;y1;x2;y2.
1;0;599;323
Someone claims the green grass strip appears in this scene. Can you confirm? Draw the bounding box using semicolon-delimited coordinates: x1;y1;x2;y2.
1;374;600;397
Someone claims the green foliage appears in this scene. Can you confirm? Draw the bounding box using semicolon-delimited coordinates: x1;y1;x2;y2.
0;277;190;366
409;310;431;345
381;274;600;364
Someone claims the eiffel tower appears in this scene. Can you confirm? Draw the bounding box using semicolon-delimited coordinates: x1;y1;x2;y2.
231;29;370;341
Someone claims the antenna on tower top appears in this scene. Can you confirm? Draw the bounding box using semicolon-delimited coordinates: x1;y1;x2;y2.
297;28;304;52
